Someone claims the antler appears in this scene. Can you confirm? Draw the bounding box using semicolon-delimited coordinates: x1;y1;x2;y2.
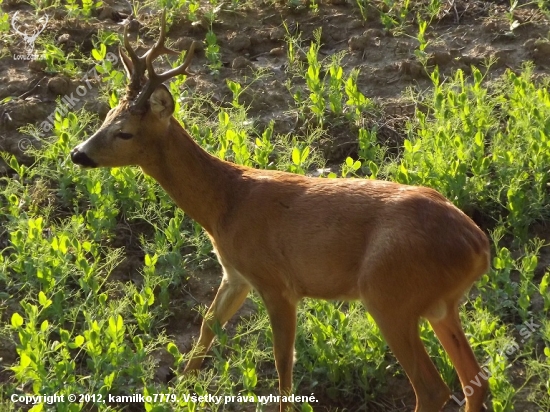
33;14;49;42
121;10;196;112
11;12;31;41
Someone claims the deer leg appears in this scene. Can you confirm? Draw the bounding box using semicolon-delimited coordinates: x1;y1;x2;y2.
184;271;251;373
261;292;298;412
429;304;488;412
364;302;451;412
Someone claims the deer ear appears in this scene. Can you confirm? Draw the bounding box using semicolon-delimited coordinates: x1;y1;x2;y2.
149;84;175;120
119;47;133;80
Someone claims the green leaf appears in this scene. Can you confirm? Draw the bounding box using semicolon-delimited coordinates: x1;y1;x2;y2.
107;314;124;339
144;254;157;267
167;342;180;356
194;382;205;396
73;335;85;347
493;400;503;412
104;371;115;389
540;272;549;294
99;293;108;305
226;79;241;95
11;312;24;328
301;403;314;412
219;110;229;126
82;241;92;252
300;146;310;163
368;161;379;178
60;328;70;343
475;131;484;147
292;147;301;165
40;320;49;332
524;255;538;273
91;49;102;61
9;156;20;173
116;315;123;330
20;352;31;368
145;287;155;305
134;293;144;305
58;235;69;254
226;129;236;142
38;291;52;308
133;336;144;351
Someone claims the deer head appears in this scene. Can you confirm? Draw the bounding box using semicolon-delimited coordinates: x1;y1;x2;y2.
70;11;195;169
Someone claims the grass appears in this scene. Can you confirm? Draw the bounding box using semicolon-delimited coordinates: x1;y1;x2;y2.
0;0;549;411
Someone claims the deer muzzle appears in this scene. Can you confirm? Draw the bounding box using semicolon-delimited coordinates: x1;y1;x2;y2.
70;147;98;168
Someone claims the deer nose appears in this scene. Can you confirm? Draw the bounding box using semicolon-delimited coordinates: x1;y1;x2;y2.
70;148;98;168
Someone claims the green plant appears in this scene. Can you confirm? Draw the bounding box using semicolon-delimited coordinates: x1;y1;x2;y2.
65;0;103;18
540;271;550;311
42;43;78;75
0;0;9;32
296;301;388;403
11;296;85;412
327;53;345;115
357;128;382;178
217;109;252;166
379;0;410;31
253;121;275;169
425;0;443;21
304;29;326;124
287;32;372;126
205;29;222;74
288;143;311;175
341;156;361;177
344;69;372;121
393;66;494;212
414;15;429;65
506;0;521;32
355;0;369;21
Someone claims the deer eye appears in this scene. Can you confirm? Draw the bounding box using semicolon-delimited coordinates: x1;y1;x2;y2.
116;132;133;140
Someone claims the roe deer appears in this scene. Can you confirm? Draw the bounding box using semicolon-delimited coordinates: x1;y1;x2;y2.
71;11;490;412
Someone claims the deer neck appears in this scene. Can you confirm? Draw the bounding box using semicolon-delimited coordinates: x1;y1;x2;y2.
140;118;239;235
